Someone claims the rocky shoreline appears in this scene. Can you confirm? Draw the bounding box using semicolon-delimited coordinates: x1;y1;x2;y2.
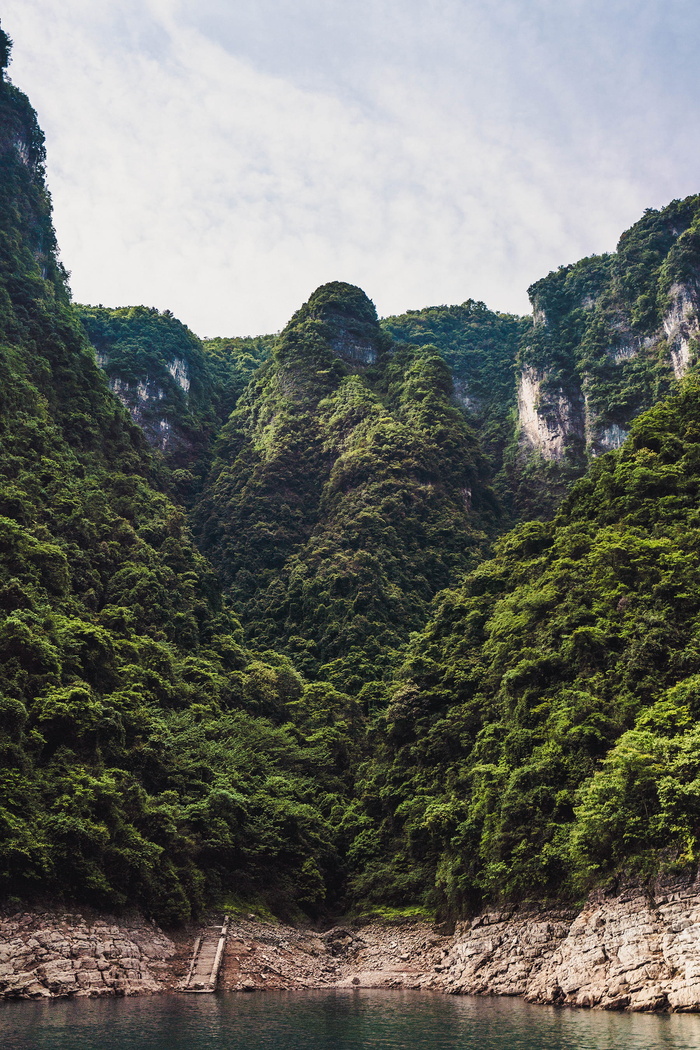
0;910;190;999
4;876;700;1012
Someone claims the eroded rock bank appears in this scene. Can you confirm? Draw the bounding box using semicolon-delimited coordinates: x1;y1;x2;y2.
442;878;700;1012
218;918;450;992
0;910;188;999
5;876;700;1011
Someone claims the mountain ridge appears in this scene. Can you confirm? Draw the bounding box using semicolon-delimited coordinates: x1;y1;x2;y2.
3;14;700;937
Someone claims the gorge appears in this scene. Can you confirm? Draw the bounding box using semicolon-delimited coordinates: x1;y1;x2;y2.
3;17;700;1018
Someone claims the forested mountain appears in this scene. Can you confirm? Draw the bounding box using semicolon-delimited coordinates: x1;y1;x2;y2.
86;200;700;533
381;302;525;511
0;29;357;924
76;307;275;504
382;201;700;521
354;380;700;913
4;14;700;930
509;197;700;515
195;282;500;692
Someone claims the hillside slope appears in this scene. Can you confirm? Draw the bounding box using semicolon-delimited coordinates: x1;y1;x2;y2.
353;376;700;913
0;29;355;924
195;282;500;692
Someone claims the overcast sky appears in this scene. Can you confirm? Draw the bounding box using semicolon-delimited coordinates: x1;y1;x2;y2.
3;1;700;337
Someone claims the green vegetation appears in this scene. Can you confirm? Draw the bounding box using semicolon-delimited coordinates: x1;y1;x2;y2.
76;308;273;505
353;379;700;913
0;32;356;925
195;283;500;692
507;197;700;518
382;301;524;485
201;333;275;420
5;17;700;931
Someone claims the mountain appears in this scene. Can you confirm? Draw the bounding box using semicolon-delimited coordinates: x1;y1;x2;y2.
353;377;700;913
86;199;700;531
508;197;700;515
381;301;525;508
76;306;275;504
4;12;700;932
0;28;354;924
381;202;700;522
194;282;500;692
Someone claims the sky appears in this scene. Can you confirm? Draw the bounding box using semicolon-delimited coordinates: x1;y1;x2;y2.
3;0;700;337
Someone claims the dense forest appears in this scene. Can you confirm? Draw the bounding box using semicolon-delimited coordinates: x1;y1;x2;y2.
0;33;357;924
3;20;700;927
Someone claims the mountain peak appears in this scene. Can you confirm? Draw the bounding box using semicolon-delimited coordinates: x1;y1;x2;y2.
299;282;381;367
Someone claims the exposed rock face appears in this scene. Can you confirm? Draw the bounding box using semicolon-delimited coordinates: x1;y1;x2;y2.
329;323;378;367
442;877;700;1012
442;907;574;999
0;911;182;999
516;197;700;469
453;378;483;415
105;373;175;451
167;356;191;392
215;877;700;1011
97;360;195;457
664;282;700;379
216;874;700;1013
81;306;209;467
303;283;382;370
218;918;448;992
8;878;700;1010
597;422;628;452
517;366;583;461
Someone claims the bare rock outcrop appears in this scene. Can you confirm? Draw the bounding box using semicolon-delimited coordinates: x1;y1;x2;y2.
218;918;447;992
517;366;583;461
517;279;700;465
0;910;184;999
442;877;700;1012
8;877;700;1011
664;282;700;379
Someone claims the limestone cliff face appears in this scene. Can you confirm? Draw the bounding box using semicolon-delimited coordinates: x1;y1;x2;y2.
518;281;699;465
664;281;700;379
515;199;700;468
79;306;217;473
329;318;379;367
98;352;192;454
9;880;700;1011
299;282;384;370
517;365;584;461
515;352;635;465
0;910;182;999
442;875;700;1013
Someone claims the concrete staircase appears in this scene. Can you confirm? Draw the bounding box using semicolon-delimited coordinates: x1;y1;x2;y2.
181;916;229;993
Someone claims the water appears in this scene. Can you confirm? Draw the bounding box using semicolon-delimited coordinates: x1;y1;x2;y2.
3;990;700;1050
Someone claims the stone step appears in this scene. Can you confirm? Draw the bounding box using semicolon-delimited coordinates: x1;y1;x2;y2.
180;917;229;994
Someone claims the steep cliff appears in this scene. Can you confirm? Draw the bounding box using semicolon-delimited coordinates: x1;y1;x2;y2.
0;27;356;925
509;196;700;515
78;310;275;507
79;306;213;456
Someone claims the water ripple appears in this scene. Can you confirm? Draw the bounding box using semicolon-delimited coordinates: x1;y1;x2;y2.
2;989;700;1050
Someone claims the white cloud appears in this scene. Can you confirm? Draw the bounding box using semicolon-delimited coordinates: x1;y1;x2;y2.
2;0;700;335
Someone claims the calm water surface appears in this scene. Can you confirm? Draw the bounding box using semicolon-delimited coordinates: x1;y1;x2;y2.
3;990;700;1050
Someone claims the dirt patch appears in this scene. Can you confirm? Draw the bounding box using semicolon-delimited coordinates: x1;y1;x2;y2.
219;917;449;991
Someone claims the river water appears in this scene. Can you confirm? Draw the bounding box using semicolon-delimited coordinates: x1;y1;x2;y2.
3;990;700;1050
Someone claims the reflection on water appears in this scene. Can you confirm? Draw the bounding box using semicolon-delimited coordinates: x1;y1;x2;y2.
2;989;700;1050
